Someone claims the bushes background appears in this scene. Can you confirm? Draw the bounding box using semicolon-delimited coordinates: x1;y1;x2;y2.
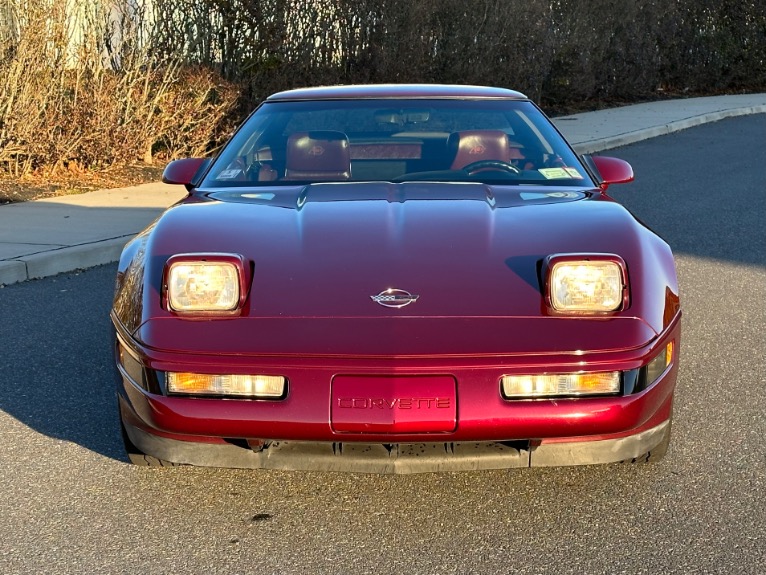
1;0;764;173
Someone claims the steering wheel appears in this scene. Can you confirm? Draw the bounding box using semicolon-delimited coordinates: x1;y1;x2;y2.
461;160;521;175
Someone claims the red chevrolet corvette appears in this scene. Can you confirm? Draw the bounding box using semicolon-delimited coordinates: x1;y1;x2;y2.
112;84;680;473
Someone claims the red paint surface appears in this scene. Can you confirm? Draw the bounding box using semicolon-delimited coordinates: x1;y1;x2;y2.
119;320;679;443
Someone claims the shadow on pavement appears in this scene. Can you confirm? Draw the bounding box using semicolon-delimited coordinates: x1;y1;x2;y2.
0;264;126;461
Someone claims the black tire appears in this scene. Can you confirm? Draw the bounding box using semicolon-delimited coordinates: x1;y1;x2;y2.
624;417;672;464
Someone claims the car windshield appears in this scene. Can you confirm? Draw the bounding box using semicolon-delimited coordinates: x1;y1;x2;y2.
202;99;594;187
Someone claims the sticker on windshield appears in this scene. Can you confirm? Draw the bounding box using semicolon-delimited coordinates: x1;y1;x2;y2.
216;168;242;180
538;167;578;179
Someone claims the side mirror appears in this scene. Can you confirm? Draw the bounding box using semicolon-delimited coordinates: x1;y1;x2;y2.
162;158;211;189
585;155;634;190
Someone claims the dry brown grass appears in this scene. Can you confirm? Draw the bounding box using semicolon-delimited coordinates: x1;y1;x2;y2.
0;0;237;181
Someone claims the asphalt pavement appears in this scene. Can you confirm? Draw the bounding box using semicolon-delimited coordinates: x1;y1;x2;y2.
0;92;764;286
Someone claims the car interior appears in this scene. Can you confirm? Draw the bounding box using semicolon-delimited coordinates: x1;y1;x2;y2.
208;102;582;185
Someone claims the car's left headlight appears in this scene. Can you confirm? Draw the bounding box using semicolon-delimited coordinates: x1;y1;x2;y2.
546;254;627;312
164;253;248;313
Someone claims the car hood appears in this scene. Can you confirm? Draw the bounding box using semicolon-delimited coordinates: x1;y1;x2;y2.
130;182;673;356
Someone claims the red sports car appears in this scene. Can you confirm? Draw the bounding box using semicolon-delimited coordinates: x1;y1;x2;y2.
112;84;680;473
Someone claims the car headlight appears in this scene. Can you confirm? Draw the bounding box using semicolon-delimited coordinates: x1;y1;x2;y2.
546;254;627;312
501;371;620;398
167;372;286;398
164;253;248;313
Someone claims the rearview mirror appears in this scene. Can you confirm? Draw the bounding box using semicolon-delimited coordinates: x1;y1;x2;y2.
374;109;431;125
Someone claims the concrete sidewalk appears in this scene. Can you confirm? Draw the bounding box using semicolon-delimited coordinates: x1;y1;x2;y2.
1;93;765;286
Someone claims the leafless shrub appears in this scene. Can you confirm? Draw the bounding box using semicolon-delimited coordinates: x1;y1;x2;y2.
0;0;236;175
148;0;765;114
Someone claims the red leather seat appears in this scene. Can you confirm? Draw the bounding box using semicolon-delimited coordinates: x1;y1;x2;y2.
285;131;351;181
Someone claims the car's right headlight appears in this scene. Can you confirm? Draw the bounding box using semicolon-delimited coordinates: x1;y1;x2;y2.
546;254;627;313
164;253;248;314
167;372;286;398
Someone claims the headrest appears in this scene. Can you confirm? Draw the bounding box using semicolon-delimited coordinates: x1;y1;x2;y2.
285;131;351;181
449;130;513;169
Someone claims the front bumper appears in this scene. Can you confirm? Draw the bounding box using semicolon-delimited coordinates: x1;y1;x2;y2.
114;316;680;472
122;409;671;473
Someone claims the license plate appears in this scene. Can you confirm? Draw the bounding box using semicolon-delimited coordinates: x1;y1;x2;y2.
331;375;457;433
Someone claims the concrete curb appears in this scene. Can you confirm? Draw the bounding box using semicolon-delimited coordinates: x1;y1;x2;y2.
0;260;26;285
568;105;766;154
0;237;131;286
